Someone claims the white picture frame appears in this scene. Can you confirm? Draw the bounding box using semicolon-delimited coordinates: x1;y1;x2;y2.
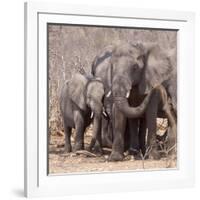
24;2;195;197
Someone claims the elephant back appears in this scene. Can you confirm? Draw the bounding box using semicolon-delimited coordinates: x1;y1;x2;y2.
91;45;114;95
91;45;113;75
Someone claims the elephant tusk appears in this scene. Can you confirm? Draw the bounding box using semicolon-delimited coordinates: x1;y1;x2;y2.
126;91;130;98
106;90;111;98
90;112;94;119
103;111;108;118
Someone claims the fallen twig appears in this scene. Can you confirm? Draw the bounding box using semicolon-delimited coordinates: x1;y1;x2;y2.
158;144;176;155
140;146;153;169
102;147;112;152
75;150;97;157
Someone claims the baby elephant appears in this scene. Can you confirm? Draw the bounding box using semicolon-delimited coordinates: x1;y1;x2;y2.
60;73;106;153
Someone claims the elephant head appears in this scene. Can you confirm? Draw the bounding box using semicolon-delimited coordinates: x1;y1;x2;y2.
110;43;152;118
85;77;105;118
109;43;176;117
68;73;105;117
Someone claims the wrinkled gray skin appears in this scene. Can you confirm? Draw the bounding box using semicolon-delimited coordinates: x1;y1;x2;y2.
129;85;177;160
92;46;114;148
92;44;154;161
138;44;177;114
101;94;113;148
60;73;105;153
92;43;177;161
129;45;177;159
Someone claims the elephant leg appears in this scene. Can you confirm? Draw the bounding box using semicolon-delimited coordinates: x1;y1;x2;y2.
91;135;103;155
73;111;85;152
124;121;130;152
63;120;72;153
146;101;160;160
160;85;177;155
109;105;126;161
128;118;140;157
139;118;146;157
89;116;103;155
164;106;177;154
101;117;112;148
107;121;113;147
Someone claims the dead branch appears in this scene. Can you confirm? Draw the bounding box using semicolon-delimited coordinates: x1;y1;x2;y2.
75;150;97;157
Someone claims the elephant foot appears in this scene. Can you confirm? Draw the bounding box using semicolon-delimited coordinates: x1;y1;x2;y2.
73;143;84;152
92;144;103;156
88;140;103;156
109;151;124;161
129;148;142;160
64;144;72;153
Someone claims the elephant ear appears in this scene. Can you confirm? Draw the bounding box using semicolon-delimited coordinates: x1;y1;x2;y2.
91;45;113;75
139;44;174;95
68;73;87;111
86;78;105;114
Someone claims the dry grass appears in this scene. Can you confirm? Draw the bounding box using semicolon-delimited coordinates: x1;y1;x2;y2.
49;125;177;174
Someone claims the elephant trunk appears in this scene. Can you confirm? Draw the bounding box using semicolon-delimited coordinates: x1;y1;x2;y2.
89;114;102;151
114;90;153;118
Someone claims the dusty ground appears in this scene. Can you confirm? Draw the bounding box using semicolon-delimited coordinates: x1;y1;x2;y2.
48;123;177;174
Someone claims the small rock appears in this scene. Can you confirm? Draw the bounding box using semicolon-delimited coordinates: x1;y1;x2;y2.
124;151;129;157
130;156;135;161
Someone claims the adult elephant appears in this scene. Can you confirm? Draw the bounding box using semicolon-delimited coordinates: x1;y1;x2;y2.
138;44;177;115
132;44;177;158
129;84;176;160
60;73;106;153
92;43;177;161
92;44;152;161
